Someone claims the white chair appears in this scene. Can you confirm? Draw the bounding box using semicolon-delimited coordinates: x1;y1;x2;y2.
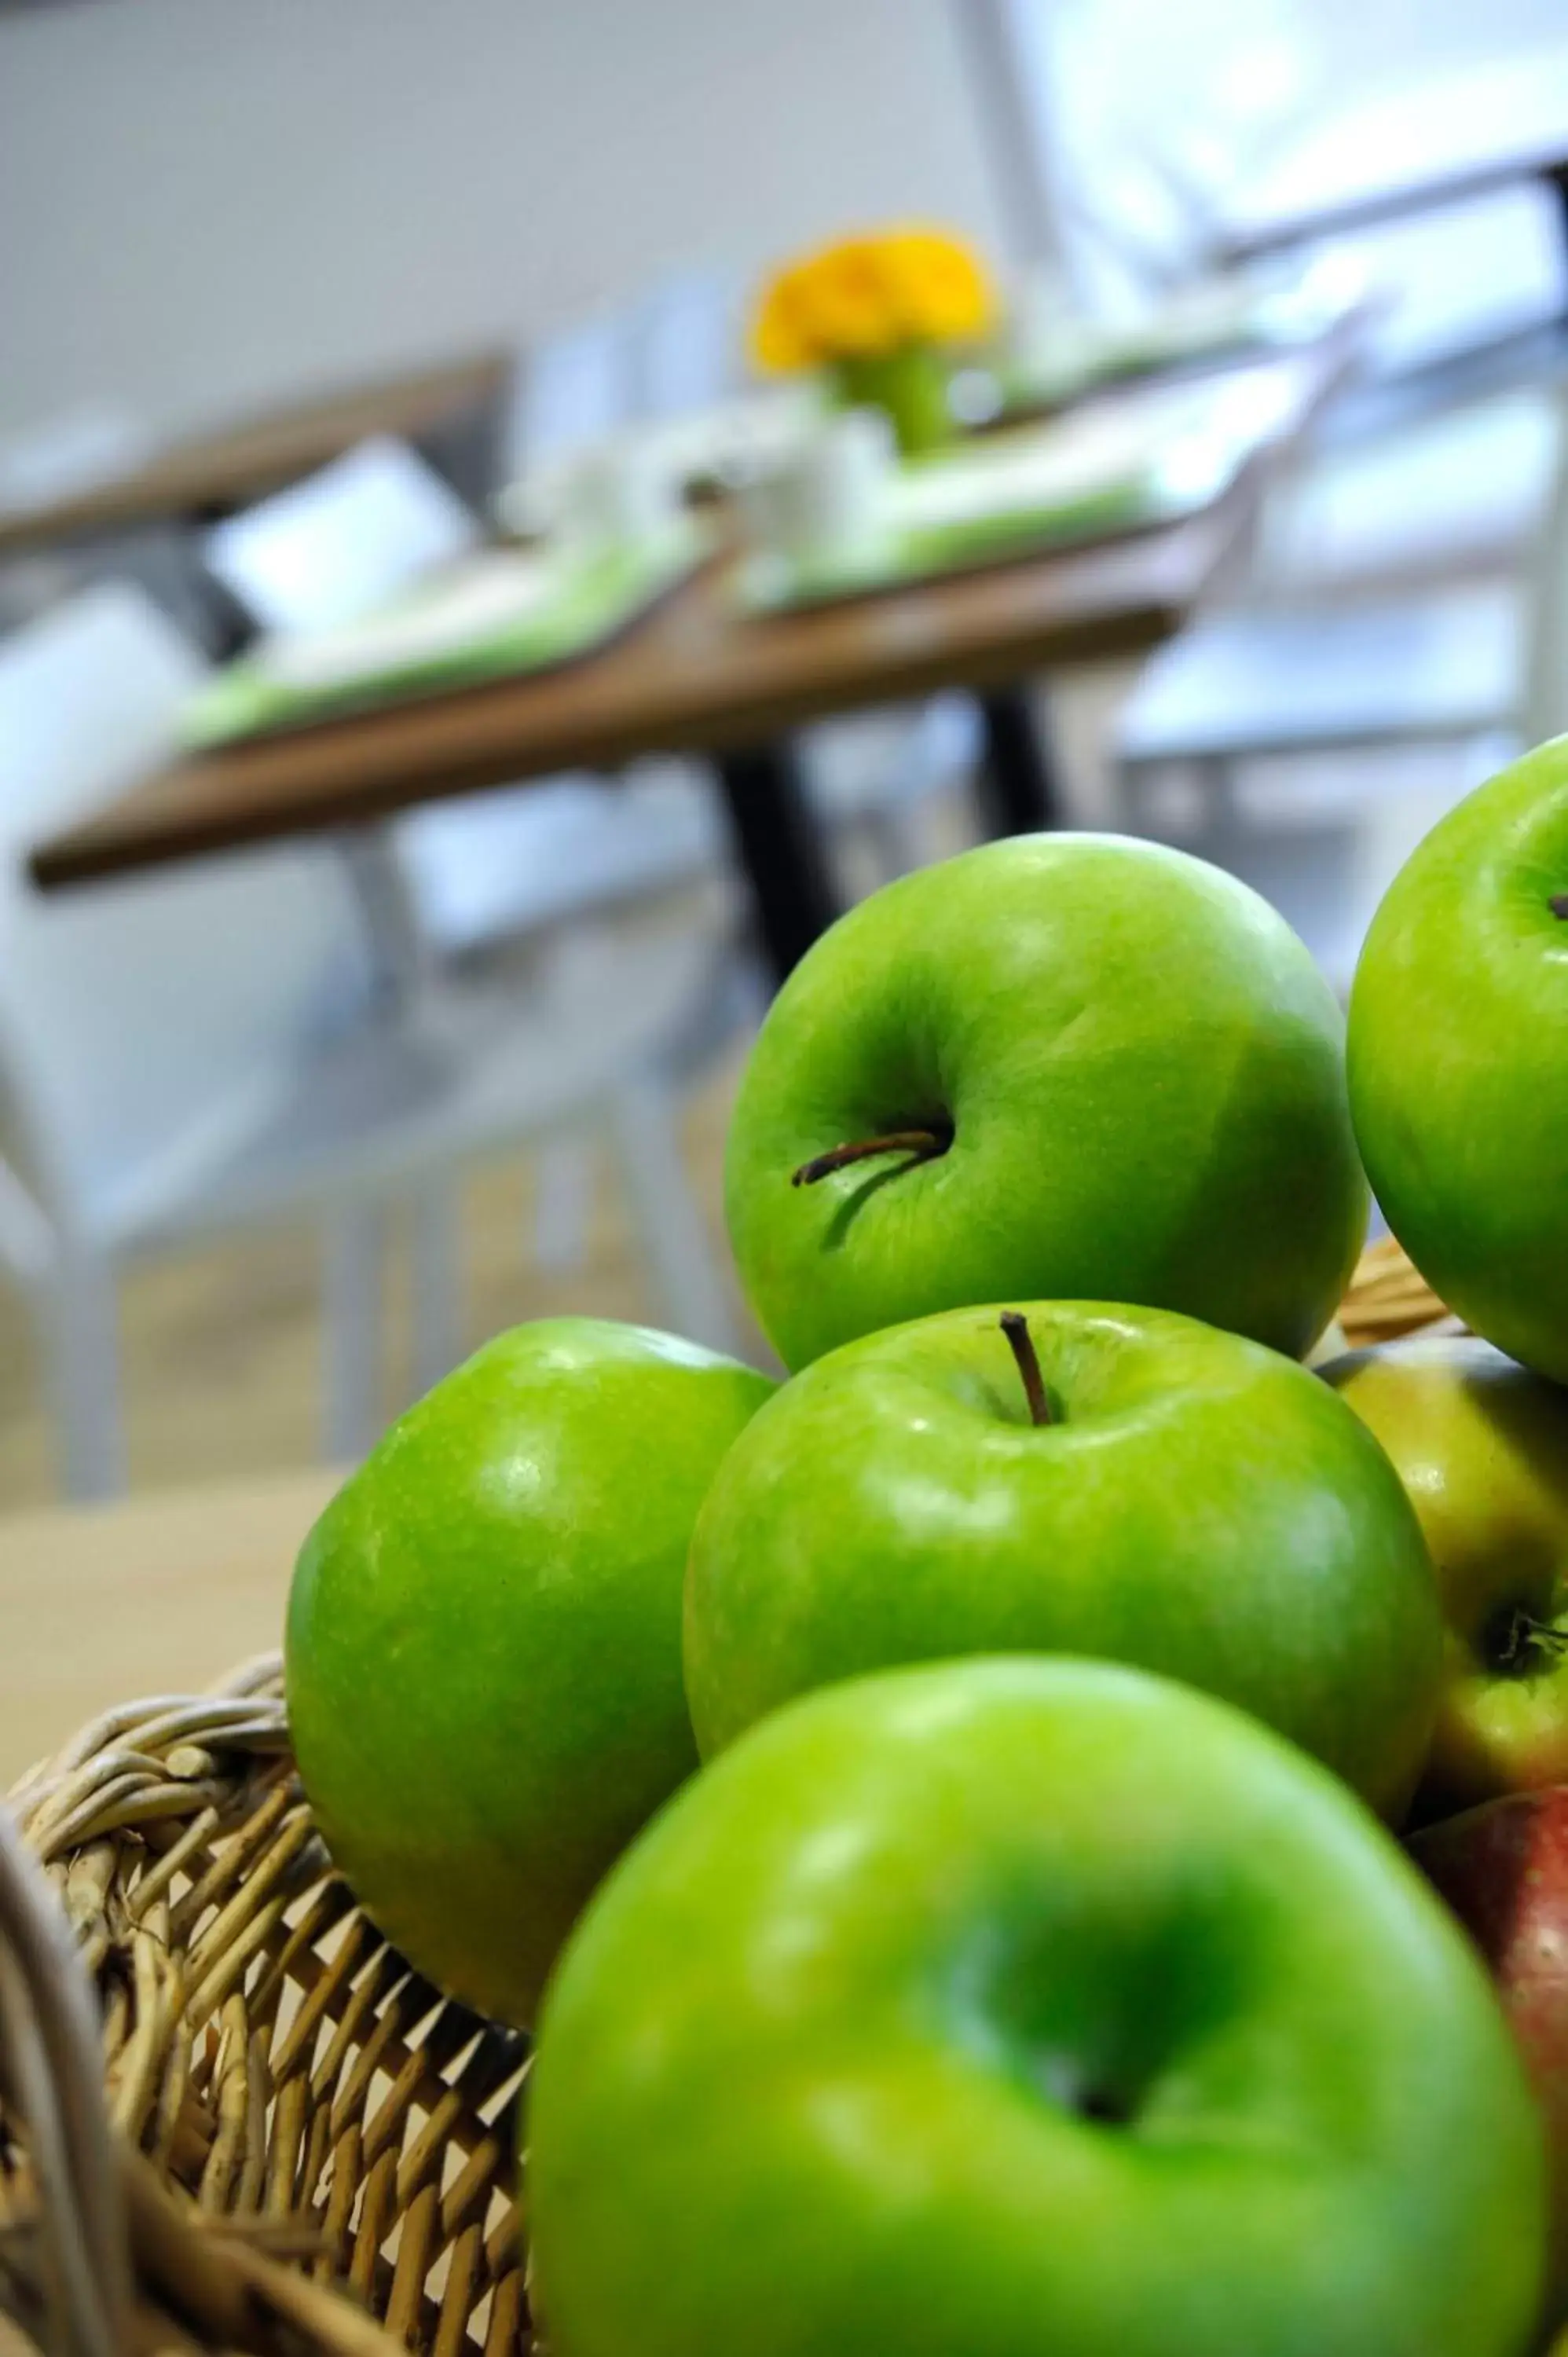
627;270;745;423
200;433;728;963
496;310;647;541
201;437;482;637
1118;389;1565;785
509;312;640;482
1251;388;1563;603
1118;586;1525;773
0;585;740;1500
0;406;155;518
0;408;224;648
203;418;740;1281
1115;377;1568;991
504;297;980;893
617;278;985;879
1306;182;1568;385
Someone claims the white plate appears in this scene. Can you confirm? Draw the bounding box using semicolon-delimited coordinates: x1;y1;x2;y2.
255;551;560;692
898;362;1299;537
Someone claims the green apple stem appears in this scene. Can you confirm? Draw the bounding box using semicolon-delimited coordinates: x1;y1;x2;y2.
790;1128;951;1189
999;1311;1053;1428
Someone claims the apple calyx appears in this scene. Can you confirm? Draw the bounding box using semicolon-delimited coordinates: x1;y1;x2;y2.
1000;1311;1054;1428
1550;894;1568;919
1486;1604;1568;1678
790;1123;953;1189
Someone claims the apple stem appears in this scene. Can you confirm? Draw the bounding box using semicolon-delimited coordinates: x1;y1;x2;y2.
1551;894;1568;919
1494;1607;1568;1676
790;1128;951;1189
1000;1311;1053;1428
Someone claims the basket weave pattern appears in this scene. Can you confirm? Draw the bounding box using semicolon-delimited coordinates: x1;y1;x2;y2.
2;1662;525;2357
0;1241;1453;2357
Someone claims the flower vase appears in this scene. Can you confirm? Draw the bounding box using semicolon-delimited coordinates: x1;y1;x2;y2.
832;343;954;461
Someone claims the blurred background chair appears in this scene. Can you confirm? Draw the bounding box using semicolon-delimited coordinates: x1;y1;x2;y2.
1113;377;1568;992
202;436;481;638
625;268;747;423
200;428;729;969
0;405;222;647
199;330;983;1258
0;582;738;1499
200;418;745;1277
500;284;984;900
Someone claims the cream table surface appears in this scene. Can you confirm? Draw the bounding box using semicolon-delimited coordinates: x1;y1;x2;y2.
0;1466;341;1789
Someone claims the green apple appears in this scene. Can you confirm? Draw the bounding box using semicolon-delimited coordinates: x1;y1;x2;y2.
529;1656;1545;2357
724;832;1366;1371
285;1317;772;2028
1347;735;1568;1382
1324;1332;1568;1817
684;1299;1440;1816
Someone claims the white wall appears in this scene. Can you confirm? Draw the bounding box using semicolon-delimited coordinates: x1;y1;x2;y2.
0;0;1005;442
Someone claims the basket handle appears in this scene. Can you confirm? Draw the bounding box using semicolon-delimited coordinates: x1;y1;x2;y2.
0;1803;131;2357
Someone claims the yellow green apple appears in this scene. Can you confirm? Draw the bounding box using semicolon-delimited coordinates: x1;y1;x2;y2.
725;833;1367;1370
1324;1332;1568;1816
1347;735;1568;1381
685;1299;1441;1817
529;1657;1545;2357
285;1317;773;2027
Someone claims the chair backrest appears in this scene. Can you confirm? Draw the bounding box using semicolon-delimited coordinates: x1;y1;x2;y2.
507;313;638;477
0;584;364;1243
0;405;153;515
1522;379;1568;750
626;271;742;422
1257;385;1564;605
1312;181;1568;383
202;436;482;636
416;306;713;955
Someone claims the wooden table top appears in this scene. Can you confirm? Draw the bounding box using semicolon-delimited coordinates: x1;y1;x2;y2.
28;328;1360;894
0;349;512;559
0;1467;338;1790
1219;47;1568;262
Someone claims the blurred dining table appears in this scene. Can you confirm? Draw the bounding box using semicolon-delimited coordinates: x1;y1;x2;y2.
27;314;1367;985
0;349;512;559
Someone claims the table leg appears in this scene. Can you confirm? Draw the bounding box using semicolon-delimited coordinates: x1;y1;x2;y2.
335;828;434;1011
713;741;843;985
974;682;1065;836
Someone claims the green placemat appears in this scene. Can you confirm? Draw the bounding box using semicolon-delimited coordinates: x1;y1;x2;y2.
737;480;1157;613
735;432;1240;616
996;321;1262;416
735;357;1302;616
181;525;707;749
991;269;1354;420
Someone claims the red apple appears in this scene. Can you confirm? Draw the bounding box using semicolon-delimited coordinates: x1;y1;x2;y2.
1412;1790;1568;2315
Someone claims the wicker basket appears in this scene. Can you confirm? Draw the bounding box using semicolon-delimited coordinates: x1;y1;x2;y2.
0;1244;1454;2357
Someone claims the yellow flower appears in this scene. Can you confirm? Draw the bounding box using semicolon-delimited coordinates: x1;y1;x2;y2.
749;224;997;373
800;236;900;357
882;225;998;344
749;267;819;373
